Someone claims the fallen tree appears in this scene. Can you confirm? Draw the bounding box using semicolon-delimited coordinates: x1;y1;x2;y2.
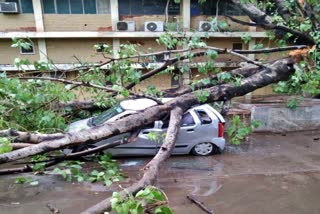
81;106;184;214
0;0;319;213
0;58;295;164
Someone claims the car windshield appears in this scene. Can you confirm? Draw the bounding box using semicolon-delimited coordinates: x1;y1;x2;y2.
91;104;124;126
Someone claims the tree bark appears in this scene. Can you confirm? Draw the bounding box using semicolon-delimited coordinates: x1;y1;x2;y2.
0;58;295;164
230;0;315;45
272;0;292;22
81;106;184;214
0;129;64;144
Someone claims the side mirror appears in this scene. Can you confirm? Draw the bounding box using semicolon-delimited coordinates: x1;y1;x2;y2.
154;121;163;129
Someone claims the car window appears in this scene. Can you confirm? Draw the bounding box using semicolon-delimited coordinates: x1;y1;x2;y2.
162;119;170;129
181;112;195;127
161;112;195;128
143;122;155;129
195;110;212;124
91;104;124;126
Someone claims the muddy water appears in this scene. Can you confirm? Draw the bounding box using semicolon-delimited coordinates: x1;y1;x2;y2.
1;131;320;214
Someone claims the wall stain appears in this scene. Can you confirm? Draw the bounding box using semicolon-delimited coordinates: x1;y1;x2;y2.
97;26;112;32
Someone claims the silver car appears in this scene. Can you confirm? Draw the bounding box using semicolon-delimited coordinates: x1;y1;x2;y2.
66;98;226;156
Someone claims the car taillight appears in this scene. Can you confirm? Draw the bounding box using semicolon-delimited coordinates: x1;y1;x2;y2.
218;122;224;137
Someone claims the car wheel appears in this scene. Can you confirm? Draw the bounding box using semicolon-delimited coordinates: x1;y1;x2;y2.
191;142;220;156
72;144;98;161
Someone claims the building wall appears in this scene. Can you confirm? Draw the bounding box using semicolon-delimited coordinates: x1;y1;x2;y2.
0;14;36;32
46;38;112;64
0;0;277;98
43;14;112;32
192;38;243;63
133;73;172;93
120;38;166;52
0;39;39;64
254;40;289;62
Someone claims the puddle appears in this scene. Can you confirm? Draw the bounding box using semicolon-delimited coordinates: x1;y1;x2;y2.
2;131;320;213
120;159;145;167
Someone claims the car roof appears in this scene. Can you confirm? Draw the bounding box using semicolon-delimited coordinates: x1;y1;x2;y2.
120;98;158;111
120;97;174;111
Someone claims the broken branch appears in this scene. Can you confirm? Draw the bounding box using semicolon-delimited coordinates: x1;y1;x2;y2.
187;195;214;214
81;105;184;214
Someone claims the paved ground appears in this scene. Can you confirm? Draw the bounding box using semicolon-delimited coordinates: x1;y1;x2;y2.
1;130;320;214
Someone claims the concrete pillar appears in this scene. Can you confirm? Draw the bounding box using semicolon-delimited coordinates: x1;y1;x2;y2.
38;39;48;62
113;39;120;58
110;0;120;58
32;0;44;32
182;0;191;30
110;0;119;31
32;0;48;63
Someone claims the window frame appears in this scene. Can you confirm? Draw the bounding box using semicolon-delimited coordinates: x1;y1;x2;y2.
20;41;35;55
232;43;243;50
195;109;212;125
42;0;109;14
119;0;180;16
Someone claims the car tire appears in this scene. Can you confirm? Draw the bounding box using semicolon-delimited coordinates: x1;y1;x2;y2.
191;142;220;156
72;144;98;161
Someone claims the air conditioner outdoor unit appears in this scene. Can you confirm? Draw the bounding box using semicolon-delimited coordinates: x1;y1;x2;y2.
144;21;164;32
0;2;19;13
116;21;135;31
198;21;214;32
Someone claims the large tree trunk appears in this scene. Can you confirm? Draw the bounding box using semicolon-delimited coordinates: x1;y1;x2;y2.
81;106;184;214
0;58;295;164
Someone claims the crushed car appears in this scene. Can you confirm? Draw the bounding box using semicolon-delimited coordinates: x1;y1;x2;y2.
65;98;225;156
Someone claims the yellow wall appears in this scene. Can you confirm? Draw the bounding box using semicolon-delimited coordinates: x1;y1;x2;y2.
0;39;39;64
46;38;112;63
0;14;35;32
192;38;243;63
254;39;289;62
133;73;172;93
43;14;112;32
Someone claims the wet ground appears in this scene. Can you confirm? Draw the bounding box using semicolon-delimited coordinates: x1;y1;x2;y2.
1;130;320;214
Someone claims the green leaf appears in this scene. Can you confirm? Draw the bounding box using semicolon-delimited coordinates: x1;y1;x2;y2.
218;20;228;29
206;50;218;60
0;137;12;154
155;206;174;214
104;179;112;186
254;44;264;49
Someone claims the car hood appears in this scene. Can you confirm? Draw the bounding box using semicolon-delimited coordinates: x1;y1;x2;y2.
67;118;91;133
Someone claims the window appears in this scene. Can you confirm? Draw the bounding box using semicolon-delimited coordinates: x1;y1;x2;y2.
181;113;195;127
5;0;34;13
119;0;180;15
171;74;180;87
232;43;243;50
42;0;110;14
91;104;124;126
195;110;212;124
20;42;35;55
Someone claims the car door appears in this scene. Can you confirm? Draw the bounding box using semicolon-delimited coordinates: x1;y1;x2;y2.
173;111;199;154
136;122;166;155
192;107;218;143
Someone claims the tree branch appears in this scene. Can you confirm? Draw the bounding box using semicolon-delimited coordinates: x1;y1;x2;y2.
225;15;315;45
80;105;184;214
0;129;64;144
0;58;295;164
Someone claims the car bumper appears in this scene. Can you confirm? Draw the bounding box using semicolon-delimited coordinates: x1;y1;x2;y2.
212;137;226;151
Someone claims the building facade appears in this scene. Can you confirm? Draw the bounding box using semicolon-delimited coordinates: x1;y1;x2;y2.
0;0;281;96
